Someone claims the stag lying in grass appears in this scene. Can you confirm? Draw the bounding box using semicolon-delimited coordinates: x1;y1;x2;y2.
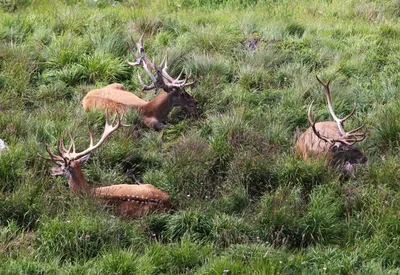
295;76;367;175
82;35;197;130
41;114;171;218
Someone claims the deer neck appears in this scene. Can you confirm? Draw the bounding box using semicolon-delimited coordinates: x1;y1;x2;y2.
140;90;176;121
68;161;92;194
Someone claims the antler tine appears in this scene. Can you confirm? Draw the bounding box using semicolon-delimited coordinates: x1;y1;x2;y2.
41;146;64;164
316;75;347;137
108;110;117;125
59;134;69;155
308;101;333;144
341;103;357;122
136;33;145;56
116;111;132;127
69;112;123;160
345;124;367;144
126;34;157;84
87;121;94;148
125;37;141;66
160;49;176;83
173;68;185;84
68;132;76;154
347;124;365;135
138;73;156;91
342;132;366;145
181;69;196;88
316;75;330;88
142;61;157;83
186;68;192;81
160;49;168;68
38;152;57;163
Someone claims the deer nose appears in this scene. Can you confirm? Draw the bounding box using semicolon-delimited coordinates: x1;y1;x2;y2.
361;156;368;164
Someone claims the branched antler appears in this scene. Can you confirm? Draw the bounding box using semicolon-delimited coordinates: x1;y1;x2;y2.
309;76;366;145
125;34;196;93
42;113;125;163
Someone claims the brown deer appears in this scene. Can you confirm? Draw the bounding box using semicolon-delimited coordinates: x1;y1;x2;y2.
82;35;197;130
295;76;367;175
41;114;171;218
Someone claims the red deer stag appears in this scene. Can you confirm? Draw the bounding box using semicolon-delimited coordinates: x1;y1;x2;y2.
41;113;171;218
82;34;197;130
295;76;367;175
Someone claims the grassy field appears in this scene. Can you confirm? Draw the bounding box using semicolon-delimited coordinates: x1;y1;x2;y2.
2;0;400;273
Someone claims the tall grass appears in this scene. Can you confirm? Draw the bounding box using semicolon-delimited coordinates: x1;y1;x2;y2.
2;0;400;273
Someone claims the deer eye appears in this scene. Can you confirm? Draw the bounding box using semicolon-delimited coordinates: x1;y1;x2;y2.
329;145;338;152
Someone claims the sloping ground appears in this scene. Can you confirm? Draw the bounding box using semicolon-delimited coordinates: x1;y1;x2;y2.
1;0;400;273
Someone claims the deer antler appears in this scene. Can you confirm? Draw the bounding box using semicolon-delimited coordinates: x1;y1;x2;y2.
66;112;124;160
38;146;65;165
125;34;196;92
309;76;367;145
43;113;124;163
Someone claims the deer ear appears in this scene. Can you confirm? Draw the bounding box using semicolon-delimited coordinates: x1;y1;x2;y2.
78;154;91;164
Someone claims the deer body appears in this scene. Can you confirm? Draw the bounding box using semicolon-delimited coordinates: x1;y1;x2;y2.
82;83;196;130
295;76;367;175
295;121;342;160
82;83;146;113
44;114;171;218
82;34;197;131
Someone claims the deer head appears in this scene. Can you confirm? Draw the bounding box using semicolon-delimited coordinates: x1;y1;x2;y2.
41;113;123;193
308;76;367;174
125;34;197;115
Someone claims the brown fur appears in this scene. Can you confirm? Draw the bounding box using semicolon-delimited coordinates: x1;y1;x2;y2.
94;184;171;218
51;158;171;218
82;83;196;130
295;121;367;174
294;121;341;160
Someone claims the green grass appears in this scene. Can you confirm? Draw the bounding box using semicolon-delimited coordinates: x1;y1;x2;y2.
2;0;400;273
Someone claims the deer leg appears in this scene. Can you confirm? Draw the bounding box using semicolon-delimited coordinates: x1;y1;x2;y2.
143;117;167;131
154;121;167;131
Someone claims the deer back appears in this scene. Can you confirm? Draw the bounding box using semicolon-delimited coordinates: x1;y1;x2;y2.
82;83;147;113
93;183;171;218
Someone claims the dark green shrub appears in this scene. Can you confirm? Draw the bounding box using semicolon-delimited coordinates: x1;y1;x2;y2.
36;214;146;263
92;250;139;274
218;185;251;214
136;238;212;274
0;147;25;192
256;185;305;247
300;184;345;246
0;0;31;12
165;211;212;241
79;52;129;84
278;155;328;192
286;22;306;37
163;135;218;199
211;214;252;248
0;193;40;229
371;101;400;151
226;149;278;199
